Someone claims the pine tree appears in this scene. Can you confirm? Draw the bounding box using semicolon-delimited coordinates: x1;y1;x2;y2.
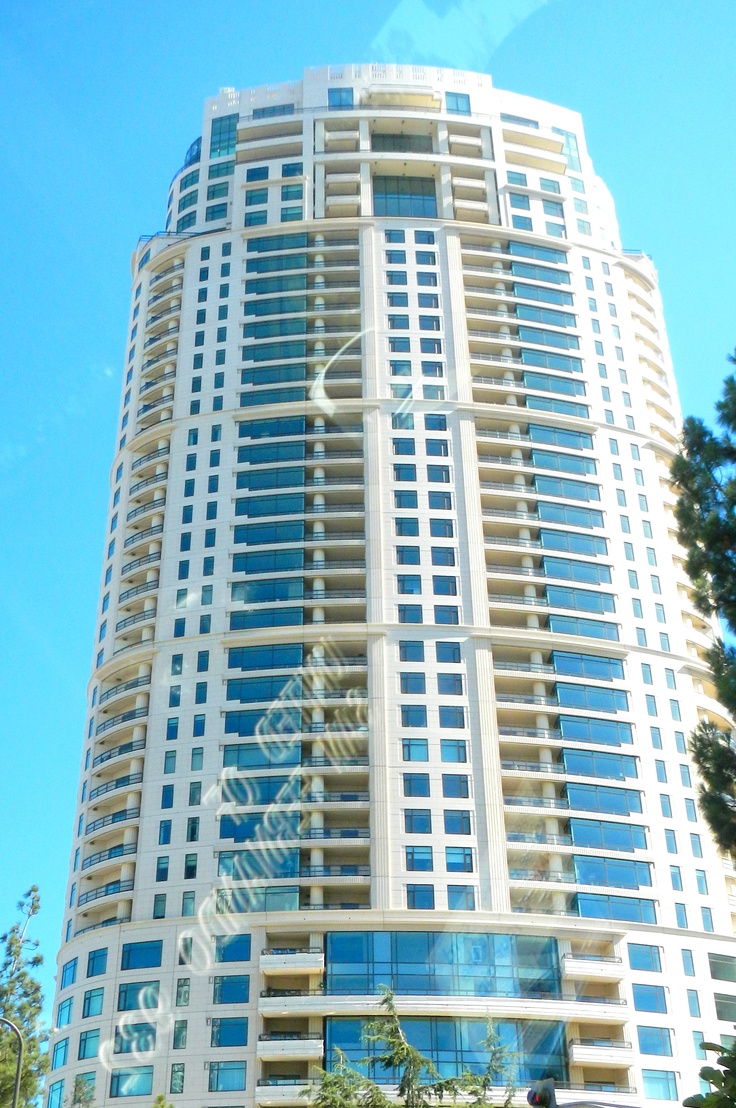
305;989;515;1108
671;363;736;854
0;887;48;1107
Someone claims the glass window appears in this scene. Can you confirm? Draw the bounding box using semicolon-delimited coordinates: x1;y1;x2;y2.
633;983;667;1012
407;884;435;909
642;1071;678;1101
628;944;661;972
374;176;437;218
638;1026;673;1056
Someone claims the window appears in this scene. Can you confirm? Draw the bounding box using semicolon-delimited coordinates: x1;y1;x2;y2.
400;672;426;693
110;1066;154;1098
405;809;431;833
444;810;471;835
61;957;78;988
665;829;677;854
691;833;703;857
642;1071;678;1101
83;988;103;1017
441;739;467;763
156;857;169;881
628;943;661;972
374;176;437;218
121;941;162;971
399;640;424;662
685;798;697;822
439;706;464;728
153;894;166;919
211;1017;249;1047
208;1060;247;1093
87;948;108;977
446;91;470;114
682;949;695;976
406;846;433;871
448;885;475;910
215;935;251;962
438;674;463;695
403;773;430;797
675;903;688;928
52;1039;68;1069
398;574;421;594
117;981;159;1011
446;846;473;872
403;738;428;761
328;87;353;109
445;771;467;797
213;975;250;1004
670;866;682;891
78;1029;100;1060
633;983;667;1012
399;604;423;624
407;884;435;909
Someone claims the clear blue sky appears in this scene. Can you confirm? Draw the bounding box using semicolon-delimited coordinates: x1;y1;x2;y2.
1;0;734;1015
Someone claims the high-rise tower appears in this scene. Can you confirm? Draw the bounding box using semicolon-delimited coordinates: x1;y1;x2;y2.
47;64;736;1108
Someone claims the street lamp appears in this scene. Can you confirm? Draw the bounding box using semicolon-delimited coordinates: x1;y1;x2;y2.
0;1017;23;1108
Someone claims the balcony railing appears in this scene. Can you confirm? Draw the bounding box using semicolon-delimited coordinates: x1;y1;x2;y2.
118;579;159;603
121;551;161;575
78;878;134;906
82;842;137;871
126;497;166;522
96;706;148;735
124;524;163;549
99;676;151;705
129;472;168;496
85;807;140;835
89;772;144;801
115;610;157;632
131;445;170;471
93;738;146;768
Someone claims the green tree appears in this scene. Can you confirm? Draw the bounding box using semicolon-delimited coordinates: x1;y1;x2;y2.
305;989;515;1108
0;887;48;1107
671;365;736;853
683;1038;736;1108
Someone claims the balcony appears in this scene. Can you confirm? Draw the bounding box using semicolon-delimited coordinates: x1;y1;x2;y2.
126;496;166;522
96;706;148;736
131;444;170;472
260;947;324;974
92;737;146;768
89;772;143;802
124;524;163;550
128;471;168;497
562;954;625;984
78;878;134;907
567;1039;633;1067
257;1035;323;1062
149;259;184;286
85;807;140;837
99;675;151;706
81;842;137;872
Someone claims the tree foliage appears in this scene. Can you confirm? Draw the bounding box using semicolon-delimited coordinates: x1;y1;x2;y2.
0;887;48;1107
683;1038;736;1108
672;364;736;853
304;989;515;1108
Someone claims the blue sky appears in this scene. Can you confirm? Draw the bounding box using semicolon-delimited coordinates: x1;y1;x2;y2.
1;0;734;1014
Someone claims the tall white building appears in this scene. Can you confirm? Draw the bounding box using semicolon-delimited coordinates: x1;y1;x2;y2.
47;64;736;1108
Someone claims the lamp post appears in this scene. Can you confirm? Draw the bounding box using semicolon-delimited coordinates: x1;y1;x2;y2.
0;1017;23;1108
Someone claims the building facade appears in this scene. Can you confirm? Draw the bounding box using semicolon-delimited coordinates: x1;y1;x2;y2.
48;64;736;1108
